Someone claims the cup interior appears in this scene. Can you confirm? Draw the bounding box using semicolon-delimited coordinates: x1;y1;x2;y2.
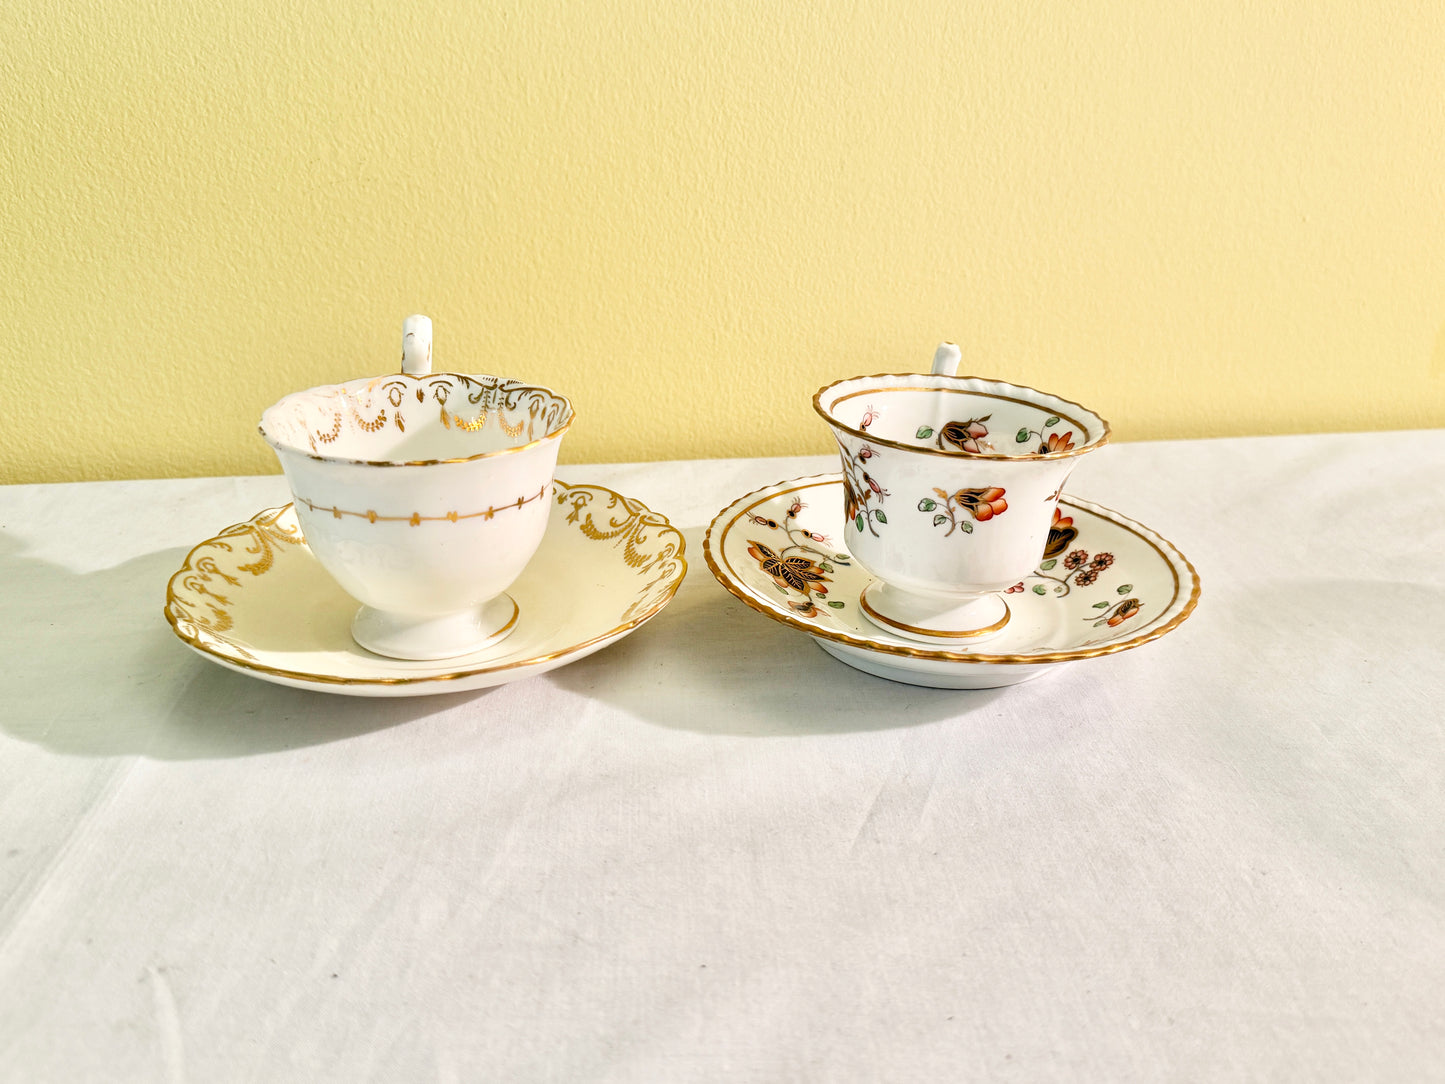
815;374;1107;459
260;373;573;466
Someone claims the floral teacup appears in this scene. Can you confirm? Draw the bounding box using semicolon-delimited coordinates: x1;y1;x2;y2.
812;344;1109;645
259;316;574;660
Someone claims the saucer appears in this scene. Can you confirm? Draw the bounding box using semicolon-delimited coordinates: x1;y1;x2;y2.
703;474;1199;688
165;481;686;696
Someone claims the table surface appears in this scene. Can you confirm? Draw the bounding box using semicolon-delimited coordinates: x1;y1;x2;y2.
2;432;1442;1082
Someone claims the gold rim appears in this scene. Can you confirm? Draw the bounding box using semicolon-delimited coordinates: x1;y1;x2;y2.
858;589;1012;639
163;481;687;687
703;474;1200;666
258;374;575;468
812;373;1110;462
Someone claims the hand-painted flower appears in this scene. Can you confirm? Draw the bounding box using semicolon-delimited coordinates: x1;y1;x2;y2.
1090;552;1115;570
1063;549;1088;570
1006;582;1026;594
843;478;865;524
937;418;989;454
1107;598;1141;626
748;541;831;597
1042;507;1078;560
1040;430;1076;454
951;487;1008;521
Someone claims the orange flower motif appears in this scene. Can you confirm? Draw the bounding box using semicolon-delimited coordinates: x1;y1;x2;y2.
1107;598;1141;626
1041;430;1076;454
748;541;830;598
1042;506;1077;559
951;487;1008;521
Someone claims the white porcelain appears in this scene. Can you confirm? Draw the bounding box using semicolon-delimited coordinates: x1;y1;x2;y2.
258;316;573;660
812;345;1110;645
703;474;1199;689
164;482;686;697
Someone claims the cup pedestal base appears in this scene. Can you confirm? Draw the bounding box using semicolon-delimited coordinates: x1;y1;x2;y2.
350;594;520;661
858;583;1010;647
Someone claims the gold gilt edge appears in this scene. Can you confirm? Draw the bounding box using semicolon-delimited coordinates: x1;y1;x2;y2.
812;373;1112;462
702;474;1200;667
163;481;688;687
257;416;575;469
258;374;575;468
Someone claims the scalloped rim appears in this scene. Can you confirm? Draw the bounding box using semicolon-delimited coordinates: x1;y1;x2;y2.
703;473;1199;666
258;372;575;468
813;373;1110;462
163;481;686;687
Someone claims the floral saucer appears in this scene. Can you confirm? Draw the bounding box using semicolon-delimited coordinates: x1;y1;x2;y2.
703;474;1199;688
165;482;686;696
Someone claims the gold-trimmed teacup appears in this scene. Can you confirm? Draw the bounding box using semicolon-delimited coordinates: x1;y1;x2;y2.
813;343;1109;646
258;315;573;660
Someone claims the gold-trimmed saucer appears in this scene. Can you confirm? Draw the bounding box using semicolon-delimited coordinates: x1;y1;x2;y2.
703;474;1199;689
165;481;686;696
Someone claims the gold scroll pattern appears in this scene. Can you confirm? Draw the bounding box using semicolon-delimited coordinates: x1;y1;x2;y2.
164;483;688;675
165;506;305;659
298;375;570;454
556;486;686;623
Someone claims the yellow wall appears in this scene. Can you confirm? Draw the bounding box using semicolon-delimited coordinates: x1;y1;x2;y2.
4;2;1445;484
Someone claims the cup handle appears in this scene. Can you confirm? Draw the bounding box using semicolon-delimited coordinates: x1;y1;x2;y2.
931;342;962;377
402;315;433;376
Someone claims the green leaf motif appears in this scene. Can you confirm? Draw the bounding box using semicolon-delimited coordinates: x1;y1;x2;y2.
1040;559;1057;570
918;497;937;512
933;514;948;527
875;511;888;524
1093;601;1109;609
1094;619;1106;627
834;553;850;562
820;562;833;573
1016;428;1030;443
916;426;934;440
828;600;845;609
1045;416;1060;427
1032;584;1047;595
1117;583;1133;594
960;521;973;533
854;514;865;532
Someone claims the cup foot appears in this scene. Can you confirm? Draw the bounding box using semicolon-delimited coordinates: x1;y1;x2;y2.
350;594;520;660
859;583;1010;647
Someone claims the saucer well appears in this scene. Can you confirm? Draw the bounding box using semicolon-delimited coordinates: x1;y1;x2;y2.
703;474;1199;689
165;481;686;696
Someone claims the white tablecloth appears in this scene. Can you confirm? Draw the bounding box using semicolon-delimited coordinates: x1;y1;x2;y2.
1;433;1442;1081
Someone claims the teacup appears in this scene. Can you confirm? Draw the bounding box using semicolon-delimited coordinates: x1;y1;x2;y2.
813;343;1109;645
258;315;573;660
